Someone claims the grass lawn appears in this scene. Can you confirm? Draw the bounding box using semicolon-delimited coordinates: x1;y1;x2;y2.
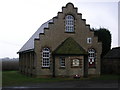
2;71;120;87
89;74;119;80
2;71;74;86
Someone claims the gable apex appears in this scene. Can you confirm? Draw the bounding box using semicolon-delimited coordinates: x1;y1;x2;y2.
66;2;74;8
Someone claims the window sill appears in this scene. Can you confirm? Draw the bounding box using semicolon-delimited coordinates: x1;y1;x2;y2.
65;31;75;33
42;67;50;69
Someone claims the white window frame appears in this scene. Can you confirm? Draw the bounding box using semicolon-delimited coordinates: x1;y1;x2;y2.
87;37;92;44
88;49;96;67
65;15;74;32
42;48;50;67
60;57;65;67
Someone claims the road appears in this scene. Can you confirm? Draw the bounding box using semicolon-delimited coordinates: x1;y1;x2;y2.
2;80;120;90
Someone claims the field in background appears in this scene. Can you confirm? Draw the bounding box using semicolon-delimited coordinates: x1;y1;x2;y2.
2;71;119;87
1;58;19;71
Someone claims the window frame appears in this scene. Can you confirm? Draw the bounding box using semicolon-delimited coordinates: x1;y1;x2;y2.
87;37;92;44
65;15;74;32
88;48;96;68
72;59;80;67
42;48;50;68
59;57;65;68
71;58;82;68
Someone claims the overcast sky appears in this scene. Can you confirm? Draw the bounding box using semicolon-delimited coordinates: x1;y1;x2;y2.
0;0;119;58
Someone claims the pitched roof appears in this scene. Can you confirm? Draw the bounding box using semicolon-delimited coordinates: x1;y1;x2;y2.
53;37;88;55
104;47;120;59
18;19;53;53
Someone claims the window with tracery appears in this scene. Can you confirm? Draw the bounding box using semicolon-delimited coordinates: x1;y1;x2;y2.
42;48;50;67
65;15;74;32
88;48;96;68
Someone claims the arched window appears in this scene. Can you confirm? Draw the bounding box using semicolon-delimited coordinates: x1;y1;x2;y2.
88;48;96;68
42;48;50;67
65;15;74;32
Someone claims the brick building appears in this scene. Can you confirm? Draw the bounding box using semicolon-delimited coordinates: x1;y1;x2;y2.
103;47;120;74
18;3;102;77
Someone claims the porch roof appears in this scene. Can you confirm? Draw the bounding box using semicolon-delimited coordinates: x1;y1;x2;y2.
53;37;88;55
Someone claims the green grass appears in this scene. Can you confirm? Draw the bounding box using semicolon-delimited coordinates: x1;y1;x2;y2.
89;74;120;80
2;71;73;86
2;71;120;87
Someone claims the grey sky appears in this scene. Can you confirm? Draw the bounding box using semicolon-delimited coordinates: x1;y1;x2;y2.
0;0;119;58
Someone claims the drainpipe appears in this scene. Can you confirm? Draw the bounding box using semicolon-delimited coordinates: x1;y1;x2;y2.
84;55;88;78
52;55;55;77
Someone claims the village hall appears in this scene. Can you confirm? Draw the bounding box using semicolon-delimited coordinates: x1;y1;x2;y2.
18;3;102;77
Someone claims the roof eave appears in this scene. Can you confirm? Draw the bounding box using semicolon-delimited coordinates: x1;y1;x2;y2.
17;49;34;54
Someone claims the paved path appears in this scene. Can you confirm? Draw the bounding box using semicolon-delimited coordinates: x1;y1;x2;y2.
2;80;120;90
